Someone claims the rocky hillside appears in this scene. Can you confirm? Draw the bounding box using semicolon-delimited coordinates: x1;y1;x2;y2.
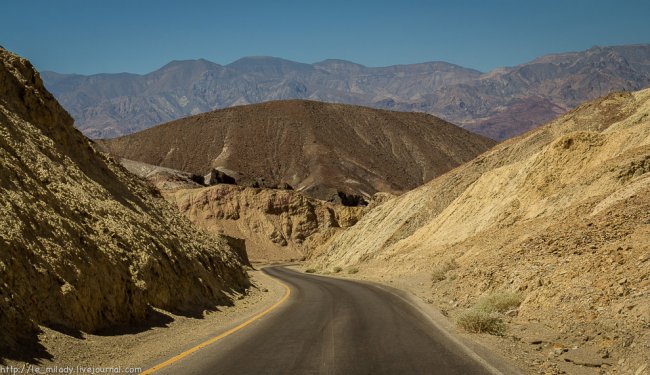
0;49;248;358
97;100;495;202
42;44;650;140
313;89;650;373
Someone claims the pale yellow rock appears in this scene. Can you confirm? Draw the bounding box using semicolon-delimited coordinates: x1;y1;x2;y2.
0;48;248;354
166;184;364;261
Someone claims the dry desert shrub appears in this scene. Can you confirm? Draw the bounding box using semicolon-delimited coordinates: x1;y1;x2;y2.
457;310;506;335
457;292;523;335
431;259;459;282
475;292;523;314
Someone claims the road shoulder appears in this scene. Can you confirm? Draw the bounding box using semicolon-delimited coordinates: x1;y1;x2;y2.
5;267;286;372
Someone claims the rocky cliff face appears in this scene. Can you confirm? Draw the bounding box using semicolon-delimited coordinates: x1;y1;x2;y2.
313;89;650;372
168;184;363;261
42;44;650;140
96;100;496;202
0;48;248;357
117;159;364;261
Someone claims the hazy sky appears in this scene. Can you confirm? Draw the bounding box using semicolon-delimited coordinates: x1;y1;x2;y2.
2;0;649;75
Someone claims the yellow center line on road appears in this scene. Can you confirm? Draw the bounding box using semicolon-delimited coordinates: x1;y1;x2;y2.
141;279;292;374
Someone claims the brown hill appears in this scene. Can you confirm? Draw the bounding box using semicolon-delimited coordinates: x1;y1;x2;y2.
312;89;650;373
97;100;496;202
0;49;248;358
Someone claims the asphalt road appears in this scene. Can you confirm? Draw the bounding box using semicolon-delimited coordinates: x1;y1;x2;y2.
155;266;495;375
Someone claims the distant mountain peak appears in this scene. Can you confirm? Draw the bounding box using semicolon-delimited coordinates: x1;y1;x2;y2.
231;55;283;61
315;59;366;67
158;58;222;71
226;56;313;73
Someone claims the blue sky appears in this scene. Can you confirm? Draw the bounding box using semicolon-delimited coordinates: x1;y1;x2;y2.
2;0;649;74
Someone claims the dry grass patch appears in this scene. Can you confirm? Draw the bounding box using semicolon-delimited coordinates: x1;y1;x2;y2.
457;292;523;336
457;310;506;335
431;259;459;282
475;292;523;313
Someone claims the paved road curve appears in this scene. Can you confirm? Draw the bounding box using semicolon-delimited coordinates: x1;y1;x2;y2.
156;266;495;375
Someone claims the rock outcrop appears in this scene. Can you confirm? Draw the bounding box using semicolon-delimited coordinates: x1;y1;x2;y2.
204;169;236;186
167;185;363;261
314;89;650;372
118;159;364;261
0;48;248;357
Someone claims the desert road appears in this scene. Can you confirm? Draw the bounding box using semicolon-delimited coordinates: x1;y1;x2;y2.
149;266;499;375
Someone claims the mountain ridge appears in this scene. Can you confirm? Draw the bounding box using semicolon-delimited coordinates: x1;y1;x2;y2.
42;44;650;140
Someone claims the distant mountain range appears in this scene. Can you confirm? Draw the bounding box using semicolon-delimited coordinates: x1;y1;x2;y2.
42;44;650;140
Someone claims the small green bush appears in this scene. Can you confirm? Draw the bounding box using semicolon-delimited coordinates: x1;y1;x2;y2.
333;266;343;273
305;268;317;273
457;310;506;335
475;292;523;314
347;267;359;274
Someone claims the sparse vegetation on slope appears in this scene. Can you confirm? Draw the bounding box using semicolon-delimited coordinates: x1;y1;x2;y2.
457;293;523;335
456;310;506;336
474;292;523;314
431;259;459;283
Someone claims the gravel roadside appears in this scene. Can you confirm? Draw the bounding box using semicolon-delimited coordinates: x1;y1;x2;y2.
5;266;285;374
